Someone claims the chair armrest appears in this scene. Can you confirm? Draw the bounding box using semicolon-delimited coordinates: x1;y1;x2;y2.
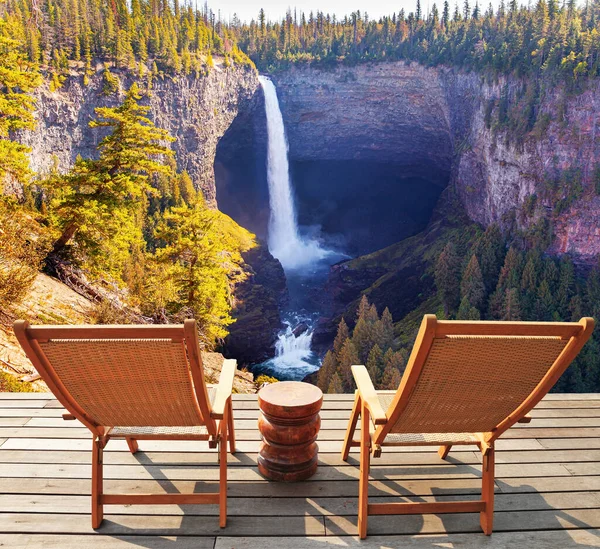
351;365;387;425
211;359;237;419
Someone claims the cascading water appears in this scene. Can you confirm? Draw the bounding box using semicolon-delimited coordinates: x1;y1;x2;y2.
254;76;344;380
260;76;327;271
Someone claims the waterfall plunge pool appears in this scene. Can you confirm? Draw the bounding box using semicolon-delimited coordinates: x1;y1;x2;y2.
250;250;346;381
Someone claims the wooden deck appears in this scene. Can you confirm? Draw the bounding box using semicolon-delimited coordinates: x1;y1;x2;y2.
0;393;599;547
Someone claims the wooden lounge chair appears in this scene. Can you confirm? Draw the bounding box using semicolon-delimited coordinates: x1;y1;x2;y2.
14;319;237;529
341;314;594;539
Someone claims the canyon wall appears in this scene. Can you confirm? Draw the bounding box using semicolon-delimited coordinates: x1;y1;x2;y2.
22;64;260;206
271;63;452;180
270;62;600;264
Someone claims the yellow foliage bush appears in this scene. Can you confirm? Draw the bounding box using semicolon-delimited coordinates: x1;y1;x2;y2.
0;200;52;311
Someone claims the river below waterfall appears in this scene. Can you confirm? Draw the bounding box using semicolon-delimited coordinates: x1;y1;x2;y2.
251;250;346;381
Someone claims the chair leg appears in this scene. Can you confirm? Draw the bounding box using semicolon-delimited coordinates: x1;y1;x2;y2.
480;445;495;535
227;398;236;454
126;438;139;454
358;401;370;539
341;393;361;462
219;405;228;528
91;438;104;529
438;444;452;460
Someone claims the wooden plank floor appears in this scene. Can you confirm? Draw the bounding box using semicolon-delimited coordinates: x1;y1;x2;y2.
0;393;599;548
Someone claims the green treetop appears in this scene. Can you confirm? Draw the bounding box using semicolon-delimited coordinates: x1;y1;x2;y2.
0;20;41;189
48;83;175;269
150;197;234;346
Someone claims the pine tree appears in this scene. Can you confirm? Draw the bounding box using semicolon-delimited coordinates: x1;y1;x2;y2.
356;294;371;320
435;242;461;316
327;372;343;394
151;197;233;345
366;344;383;386
379;307;395;351
317;350;338;392
333;317;350;357
443;0;451;26
178;171;197;205
352;316;372;364
461;254;486;310
557;257;576;318
337;339;359;392
0;25;41;188
502;288;522;320
48;83;175;269
496;246;523;291
381;351;406;389
534;279;555;321
457;296;481;319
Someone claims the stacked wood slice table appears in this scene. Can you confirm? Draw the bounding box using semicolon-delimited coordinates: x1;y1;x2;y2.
257;381;323;482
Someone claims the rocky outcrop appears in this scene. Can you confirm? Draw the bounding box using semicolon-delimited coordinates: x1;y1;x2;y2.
444;72;600;263
223;245;287;365
21;64;260;205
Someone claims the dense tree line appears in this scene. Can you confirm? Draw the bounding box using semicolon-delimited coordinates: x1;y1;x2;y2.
317;296;408;393
320;225;599;394
2;0;253;85
237;1;600;84
434;224;600;392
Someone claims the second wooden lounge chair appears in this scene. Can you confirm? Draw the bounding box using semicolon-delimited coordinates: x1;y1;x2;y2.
341;314;594;539
14;319;236;529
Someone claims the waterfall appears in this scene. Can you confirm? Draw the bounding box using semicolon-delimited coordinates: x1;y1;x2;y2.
254;77;345;380
273;323;314;367
259;76;327;271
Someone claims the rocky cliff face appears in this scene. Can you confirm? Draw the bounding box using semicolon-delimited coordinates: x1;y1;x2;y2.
446;72;600;263
22;64;260;206
271;63;452;180
269;62;600;264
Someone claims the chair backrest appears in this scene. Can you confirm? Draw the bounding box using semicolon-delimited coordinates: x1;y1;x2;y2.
377;315;594;444
13;319;216;437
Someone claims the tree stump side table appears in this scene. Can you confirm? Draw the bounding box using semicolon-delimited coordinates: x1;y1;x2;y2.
257;381;323;482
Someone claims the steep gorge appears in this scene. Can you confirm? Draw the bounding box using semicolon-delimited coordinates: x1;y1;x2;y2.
21;61;600;360
236;62;600;347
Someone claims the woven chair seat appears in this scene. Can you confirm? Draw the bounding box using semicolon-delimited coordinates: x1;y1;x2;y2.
109;386;216;437
376;392;478;445
111;425;209;436
382;432;479;445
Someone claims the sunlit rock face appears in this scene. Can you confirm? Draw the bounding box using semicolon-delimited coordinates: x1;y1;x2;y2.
21;65;260;206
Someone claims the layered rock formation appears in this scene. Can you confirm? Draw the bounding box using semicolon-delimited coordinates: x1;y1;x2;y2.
271;63;452;180
22;64;260;206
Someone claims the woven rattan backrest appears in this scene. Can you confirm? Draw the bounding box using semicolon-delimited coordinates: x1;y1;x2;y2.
389;335;567;434
378;315;594;442
38;339;203;427
13;322;215;433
